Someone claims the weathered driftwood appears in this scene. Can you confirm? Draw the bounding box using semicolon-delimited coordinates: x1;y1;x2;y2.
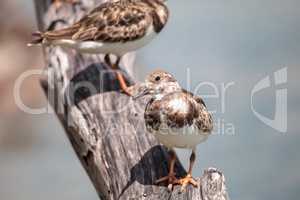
34;0;230;199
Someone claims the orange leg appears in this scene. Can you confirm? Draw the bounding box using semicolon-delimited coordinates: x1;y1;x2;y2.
176;150;199;193
115;71;131;96
156;149;199;192
104;55;131;96
155;149;178;190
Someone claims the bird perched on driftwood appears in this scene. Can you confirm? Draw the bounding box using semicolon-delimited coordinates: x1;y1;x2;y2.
30;0;169;95
134;70;213;191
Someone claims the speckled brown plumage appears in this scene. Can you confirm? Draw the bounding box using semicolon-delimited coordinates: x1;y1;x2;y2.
36;0;169;43
145;90;213;132
141;70;213;137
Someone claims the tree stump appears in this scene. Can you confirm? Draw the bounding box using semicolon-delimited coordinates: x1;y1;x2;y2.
34;0;230;199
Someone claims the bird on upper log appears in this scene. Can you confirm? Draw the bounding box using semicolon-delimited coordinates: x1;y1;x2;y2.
30;0;169;96
134;70;213;192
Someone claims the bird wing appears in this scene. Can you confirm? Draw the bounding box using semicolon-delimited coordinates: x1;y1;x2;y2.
145;99;162;132
44;1;152;43
145;91;213;133
181;90;213;133
181;89;206;107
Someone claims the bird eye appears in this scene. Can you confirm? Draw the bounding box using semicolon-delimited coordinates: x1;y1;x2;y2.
155;76;161;81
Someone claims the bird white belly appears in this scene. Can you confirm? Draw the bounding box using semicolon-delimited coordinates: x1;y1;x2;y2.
51;26;157;56
152;124;209;149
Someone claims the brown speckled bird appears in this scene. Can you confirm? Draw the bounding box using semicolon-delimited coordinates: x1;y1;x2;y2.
134;70;213;192
31;0;169;95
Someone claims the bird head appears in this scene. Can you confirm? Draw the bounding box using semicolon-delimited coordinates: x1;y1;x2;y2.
133;70;181;99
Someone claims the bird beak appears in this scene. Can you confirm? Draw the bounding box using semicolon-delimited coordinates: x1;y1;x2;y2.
132;86;151;100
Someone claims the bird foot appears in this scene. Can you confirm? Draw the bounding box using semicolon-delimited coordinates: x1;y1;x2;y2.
176;174;199;193
155;173;178;191
156;173;199;192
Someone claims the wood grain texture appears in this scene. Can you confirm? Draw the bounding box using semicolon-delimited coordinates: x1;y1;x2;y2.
34;0;230;199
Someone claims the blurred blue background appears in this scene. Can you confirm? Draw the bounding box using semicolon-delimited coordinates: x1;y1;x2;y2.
0;0;299;200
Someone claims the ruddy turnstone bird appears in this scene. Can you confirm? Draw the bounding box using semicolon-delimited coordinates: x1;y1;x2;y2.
134;70;213;191
30;0;169;95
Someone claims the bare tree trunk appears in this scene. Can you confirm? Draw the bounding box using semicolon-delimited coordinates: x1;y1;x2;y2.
34;0;230;199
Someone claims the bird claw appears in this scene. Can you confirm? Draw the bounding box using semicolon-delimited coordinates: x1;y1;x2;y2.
156;173;199;192
155;172;177;184
167;183;173;191
156;172;178;191
176;174;199;193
